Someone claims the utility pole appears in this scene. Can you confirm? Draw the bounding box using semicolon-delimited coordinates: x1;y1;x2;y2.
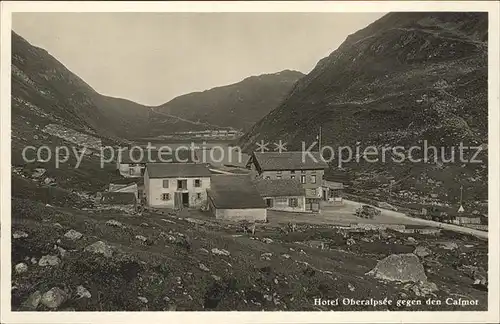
318;126;322;152
458;185;464;213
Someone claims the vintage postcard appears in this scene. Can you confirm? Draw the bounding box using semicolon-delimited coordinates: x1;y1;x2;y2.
1;1;499;323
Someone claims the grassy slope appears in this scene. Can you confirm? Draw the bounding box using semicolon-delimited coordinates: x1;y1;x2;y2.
12;197;487;311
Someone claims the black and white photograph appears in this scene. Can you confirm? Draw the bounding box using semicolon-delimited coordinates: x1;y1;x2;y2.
1;1;499;323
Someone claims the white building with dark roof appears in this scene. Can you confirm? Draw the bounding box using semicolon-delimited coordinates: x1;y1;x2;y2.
255;178;306;212
144;163;211;209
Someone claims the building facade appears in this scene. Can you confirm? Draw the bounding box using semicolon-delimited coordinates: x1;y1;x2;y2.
144;163;211;209
255;179;307;212
246;152;328;212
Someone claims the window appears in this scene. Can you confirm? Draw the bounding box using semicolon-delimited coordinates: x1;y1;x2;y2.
162;179;169;188
161;193;170;201
194;179;201;187
290;175;295;179
196;193;202;199
276;175;282;180
301;175;306;184
265;176;271;180
290;170;295;174
177;180;187;190
311;175;317;184
129;168;135;175
289;198;298;207
301;170;306;174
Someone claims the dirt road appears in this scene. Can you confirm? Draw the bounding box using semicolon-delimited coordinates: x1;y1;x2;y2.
267;200;488;239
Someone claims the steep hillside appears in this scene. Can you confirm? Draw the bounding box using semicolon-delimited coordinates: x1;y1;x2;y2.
11;31;216;142
239;12;488;212
156;70;304;131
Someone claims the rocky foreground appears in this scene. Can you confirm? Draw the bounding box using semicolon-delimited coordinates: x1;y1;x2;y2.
11;197;487;311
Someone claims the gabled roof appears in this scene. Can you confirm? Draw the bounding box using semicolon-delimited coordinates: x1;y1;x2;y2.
118;147;197;164
146;163;211;178
254;179;305;197
248;152;328;171
208;175;267;209
100;192;136;205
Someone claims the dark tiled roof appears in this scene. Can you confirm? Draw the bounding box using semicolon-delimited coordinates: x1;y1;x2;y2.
146;163;211;178
250;152;328;171
118;147;197;164
254;179;305;197
100;192;136;205
208;175;267;209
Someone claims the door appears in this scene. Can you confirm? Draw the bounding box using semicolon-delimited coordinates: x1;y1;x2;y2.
266;198;273;208
182;192;189;207
174;192;183;209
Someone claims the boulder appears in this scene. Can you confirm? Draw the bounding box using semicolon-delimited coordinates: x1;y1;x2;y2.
64;229;83;240
367;253;427;282
13;231;28;239
199;263;210;272
211;248;230;256
15;263;28;274
85;241;113;258
38;255;61;267
22;291;42;310
76;285;92;299
407;281;439;297
41;287;67;309
414;246;432;258
438;242;458;250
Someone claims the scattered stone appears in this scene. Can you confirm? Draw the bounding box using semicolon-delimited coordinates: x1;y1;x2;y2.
407;281;439;297
163;296;171;302
367;253;427;283
186;218;205;225
281;254;291;259
262;238;274;244
407;237;417;243
76;285;91;299
199;248;209;254
138;296;148;304
211;248;230;256
261;252;273;259
346;238;356;246
32;168;46;179
13;231;28;239
105;220;124;228
38;255;61;267
414;246;432;258
211;275;221;281
438;242;458;250
43;177;55;185
274;278;279;285
199;263;210;272
22;291;42;310
41;287;67;309
85;241;113;258
348;283;355;292
15;263;28;274
64;229;83;240
135;235;147;242
30;257;37;264
140;223;149;227
53;223;63;230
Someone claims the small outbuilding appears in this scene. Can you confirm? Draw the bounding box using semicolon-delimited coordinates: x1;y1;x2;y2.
207;175;267;222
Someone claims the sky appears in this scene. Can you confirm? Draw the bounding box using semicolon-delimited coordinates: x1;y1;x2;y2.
13;12;386;106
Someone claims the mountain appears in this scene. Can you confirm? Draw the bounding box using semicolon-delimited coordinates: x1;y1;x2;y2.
155;70;305;131
239;12;488;213
11;31;217;142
